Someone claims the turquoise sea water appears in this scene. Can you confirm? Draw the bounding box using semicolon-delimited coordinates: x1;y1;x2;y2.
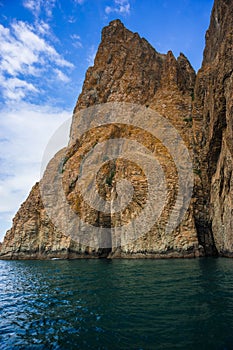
0;258;233;349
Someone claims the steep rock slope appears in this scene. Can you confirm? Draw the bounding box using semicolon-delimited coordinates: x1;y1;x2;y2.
0;0;232;259
193;0;233;256
0;20;200;259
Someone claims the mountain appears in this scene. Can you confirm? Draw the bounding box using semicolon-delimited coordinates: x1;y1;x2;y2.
0;0;232;259
193;0;233;256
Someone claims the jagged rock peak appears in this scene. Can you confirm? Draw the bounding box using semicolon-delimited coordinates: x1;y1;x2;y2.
106;19;124;28
75;19;195;111
101;18;134;42
99;18;161;58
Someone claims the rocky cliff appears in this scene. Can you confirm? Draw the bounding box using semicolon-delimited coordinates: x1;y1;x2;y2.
0;0;232;259
193;0;233;256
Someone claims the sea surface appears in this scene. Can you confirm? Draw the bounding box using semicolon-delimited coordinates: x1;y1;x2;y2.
0;258;233;349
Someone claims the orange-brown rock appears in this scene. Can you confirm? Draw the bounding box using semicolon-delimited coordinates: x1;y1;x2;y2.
0;0;232;259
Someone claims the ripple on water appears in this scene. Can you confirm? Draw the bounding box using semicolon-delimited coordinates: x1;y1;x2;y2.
1;259;233;349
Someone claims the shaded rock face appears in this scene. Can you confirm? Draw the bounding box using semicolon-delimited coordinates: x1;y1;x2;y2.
193;0;233;256
0;0;232;259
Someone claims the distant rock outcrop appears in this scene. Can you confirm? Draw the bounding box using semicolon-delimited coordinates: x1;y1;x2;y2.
0;0;232;259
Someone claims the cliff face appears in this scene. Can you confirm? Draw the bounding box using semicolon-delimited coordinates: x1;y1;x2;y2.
193;0;233;256
0;183;70;260
0;0;232;259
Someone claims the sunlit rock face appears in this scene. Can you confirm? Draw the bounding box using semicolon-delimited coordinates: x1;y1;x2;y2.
0;0;232;259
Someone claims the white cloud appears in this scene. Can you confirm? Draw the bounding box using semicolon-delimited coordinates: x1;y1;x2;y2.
105;6;112;14
45;0;56;17
0;20;73;101
0;75;38;101
0;102;72;241
23;0;41;16
105;0;130;15
23;0;56;18
54;68;70;82
54;56;73;68
36;21;50;35
71;34;83;48
68;16;77;24
75;0;85;4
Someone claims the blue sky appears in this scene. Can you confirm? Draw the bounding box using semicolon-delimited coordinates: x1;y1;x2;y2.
0;0;214;241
